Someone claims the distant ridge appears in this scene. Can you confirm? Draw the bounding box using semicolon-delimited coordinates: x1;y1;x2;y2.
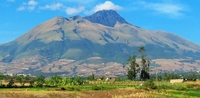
84;10;130;27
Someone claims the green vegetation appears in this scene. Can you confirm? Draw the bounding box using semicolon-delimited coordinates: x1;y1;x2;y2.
125;46;150;80
0;72;200;98
1;47;200;97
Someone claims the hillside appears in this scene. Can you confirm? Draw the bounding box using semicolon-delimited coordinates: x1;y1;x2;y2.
0;10;200;76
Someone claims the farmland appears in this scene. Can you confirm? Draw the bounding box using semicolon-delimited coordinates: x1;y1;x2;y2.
0;80;200;98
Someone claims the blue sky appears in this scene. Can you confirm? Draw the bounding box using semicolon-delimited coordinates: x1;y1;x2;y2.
0;0;200;44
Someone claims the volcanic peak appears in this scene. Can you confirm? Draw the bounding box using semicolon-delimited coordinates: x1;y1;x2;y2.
84;10;130;27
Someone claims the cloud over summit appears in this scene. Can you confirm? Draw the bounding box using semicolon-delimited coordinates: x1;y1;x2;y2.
93;1;122;12
16;1;122;15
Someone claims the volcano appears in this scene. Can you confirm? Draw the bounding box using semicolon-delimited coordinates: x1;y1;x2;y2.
0;10;200;76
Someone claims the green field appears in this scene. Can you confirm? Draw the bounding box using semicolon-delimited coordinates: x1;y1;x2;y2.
1;80;200;98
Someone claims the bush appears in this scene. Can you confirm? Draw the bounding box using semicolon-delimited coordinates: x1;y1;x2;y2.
92;85;103;90
143;80;157;90
65;86;80;91
60;87;66;90
158;84;171;89
65;87;75;91
0;84;6;88
173;85;187;90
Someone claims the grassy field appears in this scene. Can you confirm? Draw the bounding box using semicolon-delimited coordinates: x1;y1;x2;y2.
0;81;200;98
0;88;199;98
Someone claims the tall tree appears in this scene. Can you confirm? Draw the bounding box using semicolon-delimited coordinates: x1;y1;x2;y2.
139;46;150;80
88;72;95;81
126;47;150;80
126;52;139;80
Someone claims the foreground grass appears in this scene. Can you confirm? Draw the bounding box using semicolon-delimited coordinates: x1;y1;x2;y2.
1;88;199;98
0;88;166;98
0;81;200;98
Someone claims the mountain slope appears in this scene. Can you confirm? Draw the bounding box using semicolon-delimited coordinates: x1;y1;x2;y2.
0;10;200;75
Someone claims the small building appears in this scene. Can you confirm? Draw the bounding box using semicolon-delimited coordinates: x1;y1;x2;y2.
105;76;117;81
170;79;184;83
170;78;197;83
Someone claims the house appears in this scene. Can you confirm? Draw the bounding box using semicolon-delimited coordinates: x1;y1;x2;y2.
170;78;197;83
105;76;117;81
170;79;184;83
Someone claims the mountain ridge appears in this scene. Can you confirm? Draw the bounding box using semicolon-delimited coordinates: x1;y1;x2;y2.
0;10;200;76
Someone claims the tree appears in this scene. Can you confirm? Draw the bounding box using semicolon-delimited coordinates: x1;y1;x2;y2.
125;47;150;80
61;78;67;86
7;78;14;87
35;75;45;87
0;74;5;87
126;52;139;80
46;75;62;87
66;78;73;85
15;75;30;87
88;72;95;81
74;76;85;85
29;79;35;87
139;46;150;80
16;75;23;86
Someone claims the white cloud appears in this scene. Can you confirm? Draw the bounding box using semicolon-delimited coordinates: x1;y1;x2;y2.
28;0;38;11
7;0;15;2
139;1;186;17
17;0;38;11
28;6;35;11
40;3;63;11
28;0;38;6
93;1;122;12
16;0;122;15
17;2;26;11
60;0;96;4
17;6;25;11
65;6;85;15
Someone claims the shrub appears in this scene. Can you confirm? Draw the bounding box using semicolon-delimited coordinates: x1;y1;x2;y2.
143;80;157;90
60;87;66;90
65;86;80;91
173;85;187;90
66;87;75;91
186;84;196;88
158;84;171;89
92;85;103;90
0;84;6;88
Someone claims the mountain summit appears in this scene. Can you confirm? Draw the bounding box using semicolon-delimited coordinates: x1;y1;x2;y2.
84;10;130;27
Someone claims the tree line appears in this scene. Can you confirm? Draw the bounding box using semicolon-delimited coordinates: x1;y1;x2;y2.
0;47;199;88
0;74;87;88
